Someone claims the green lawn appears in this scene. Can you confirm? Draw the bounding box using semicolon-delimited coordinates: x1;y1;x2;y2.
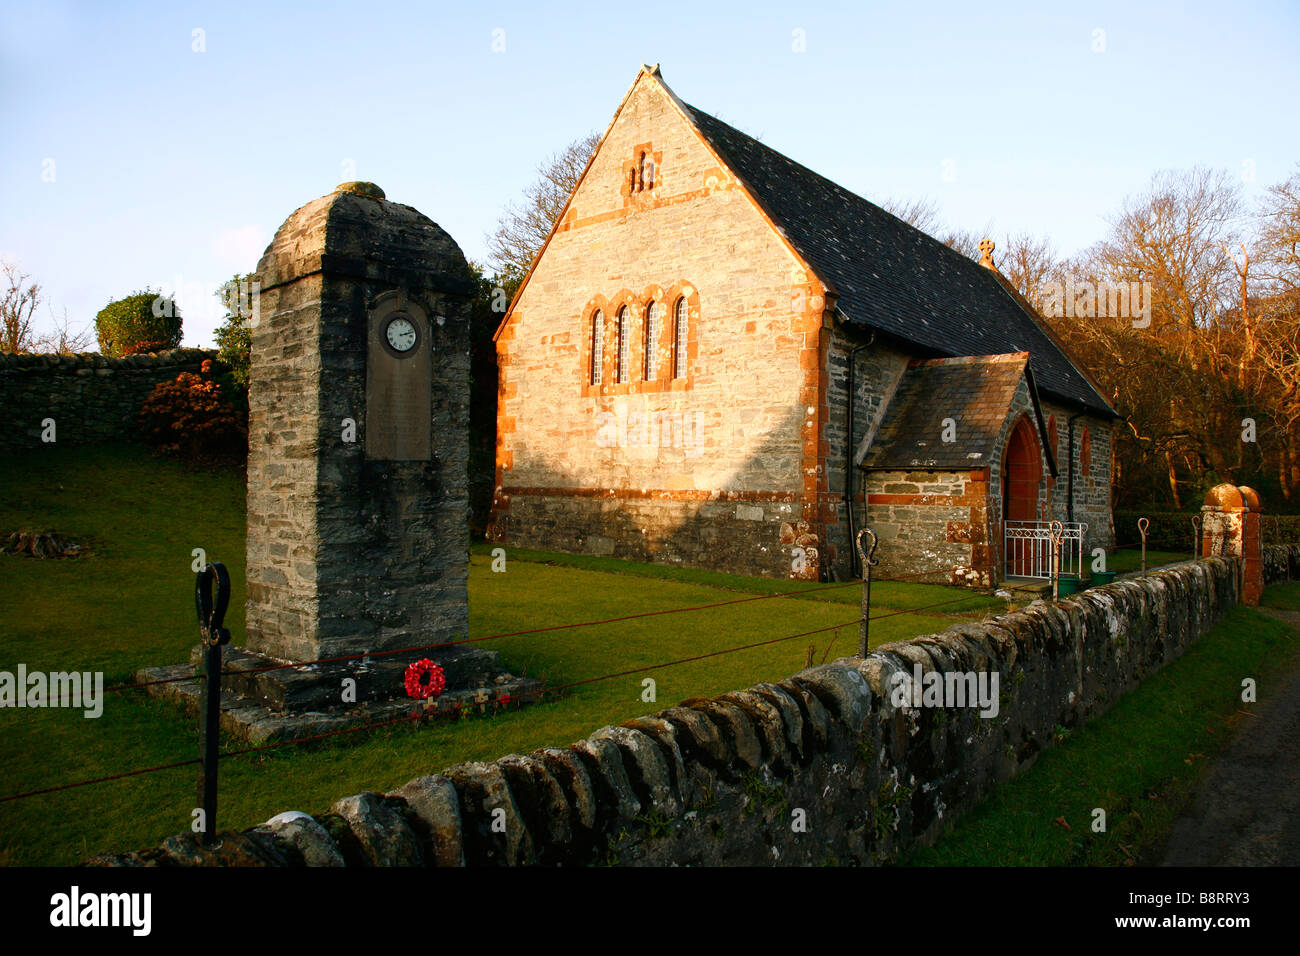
905;581;1300;866
0;443;1004;866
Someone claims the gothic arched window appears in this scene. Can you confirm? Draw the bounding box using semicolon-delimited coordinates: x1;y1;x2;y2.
644;301;660;380
673;297;688;378
590;310;604;385
617;306;631;383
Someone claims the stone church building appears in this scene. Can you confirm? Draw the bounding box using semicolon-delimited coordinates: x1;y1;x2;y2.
488;65;1116;585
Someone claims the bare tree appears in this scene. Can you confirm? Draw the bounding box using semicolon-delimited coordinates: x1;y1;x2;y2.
487;133;599;283
997;231;1060;311
1255;163;1300;294
879;194;992;260
941;228;987;260
32;305;95;355
1087;166;1243;330
881;196;945;235
877;168;1300;507
1;260;41;353
1250;170;1300;500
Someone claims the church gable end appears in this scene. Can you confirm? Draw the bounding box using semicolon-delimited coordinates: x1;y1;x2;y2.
491;67;835;580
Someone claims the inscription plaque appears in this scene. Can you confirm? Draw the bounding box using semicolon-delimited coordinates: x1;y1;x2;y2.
365;292;433;460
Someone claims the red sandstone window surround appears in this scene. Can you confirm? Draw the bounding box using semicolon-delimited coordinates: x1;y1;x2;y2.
1080;426;1092;477
674;296;688;379
625;143;663;200
590;310;604;385
616;306;631;383
579;284;698;397
645;300;660;380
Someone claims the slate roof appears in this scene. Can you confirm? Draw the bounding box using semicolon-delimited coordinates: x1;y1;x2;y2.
682;103;1115;417
861;354;1029;470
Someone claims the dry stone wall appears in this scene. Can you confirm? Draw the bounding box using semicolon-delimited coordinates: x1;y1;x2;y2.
1264;544;1300;583
95;551;1280;868
0;348;214;452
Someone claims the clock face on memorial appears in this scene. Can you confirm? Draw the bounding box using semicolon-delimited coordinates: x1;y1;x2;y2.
384;315;418;354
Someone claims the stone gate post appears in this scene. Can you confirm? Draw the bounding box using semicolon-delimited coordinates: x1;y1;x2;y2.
1200;483;1264;606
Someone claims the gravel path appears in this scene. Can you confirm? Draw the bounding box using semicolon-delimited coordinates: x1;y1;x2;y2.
1158;608;1300;866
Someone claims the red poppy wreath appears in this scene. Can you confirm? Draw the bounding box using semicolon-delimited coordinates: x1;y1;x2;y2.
403;658;446;700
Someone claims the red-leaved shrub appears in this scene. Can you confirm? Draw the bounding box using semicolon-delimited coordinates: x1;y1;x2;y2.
138;360;247;464
122;339;176;356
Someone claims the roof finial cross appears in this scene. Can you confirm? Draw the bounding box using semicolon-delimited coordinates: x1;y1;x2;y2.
978;237;996;269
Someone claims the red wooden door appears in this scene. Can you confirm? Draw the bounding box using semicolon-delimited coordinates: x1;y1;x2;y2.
1003;418;1041;575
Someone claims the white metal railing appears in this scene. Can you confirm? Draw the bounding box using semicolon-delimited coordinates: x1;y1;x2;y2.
1004;520;1088;580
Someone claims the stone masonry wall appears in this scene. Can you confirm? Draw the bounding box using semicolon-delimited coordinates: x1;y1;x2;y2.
0;348;214;452
823;331;910;580
500;492;806;572
96;552;1274;867
490;71;830;580
863;469;987;585
1264;544;1300;584
244;256;325;662
1039;398;1115;557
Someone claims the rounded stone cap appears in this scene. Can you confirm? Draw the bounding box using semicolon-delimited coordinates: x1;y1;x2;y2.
335;181;385;199
257;183;471;295
1203;483;1244;509
1238;486;1262;509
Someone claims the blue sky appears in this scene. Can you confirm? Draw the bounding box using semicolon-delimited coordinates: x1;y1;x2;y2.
2;0;1298;347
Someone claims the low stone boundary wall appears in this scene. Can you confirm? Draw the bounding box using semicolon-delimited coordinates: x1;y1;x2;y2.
0;348;214;452
93;554;1267;867
1264;543;1300;584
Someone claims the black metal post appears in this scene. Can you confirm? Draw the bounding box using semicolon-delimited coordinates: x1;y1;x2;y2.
1050;520;1063;600
199;640;222;846
1138;517;1150;575
194;561;231;848
1191;514;1202;561
855;528;878;658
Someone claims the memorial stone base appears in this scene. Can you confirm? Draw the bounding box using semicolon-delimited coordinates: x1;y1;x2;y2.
137;645;543;744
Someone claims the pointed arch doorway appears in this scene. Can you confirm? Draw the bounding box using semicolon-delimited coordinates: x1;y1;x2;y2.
1003;416;1042;576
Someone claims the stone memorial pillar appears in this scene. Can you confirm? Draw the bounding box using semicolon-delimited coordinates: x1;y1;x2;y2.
139;184;539;741
246;181;474;662
1200;483;1264;606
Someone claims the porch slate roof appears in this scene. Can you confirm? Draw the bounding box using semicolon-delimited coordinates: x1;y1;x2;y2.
860;353;1028;470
